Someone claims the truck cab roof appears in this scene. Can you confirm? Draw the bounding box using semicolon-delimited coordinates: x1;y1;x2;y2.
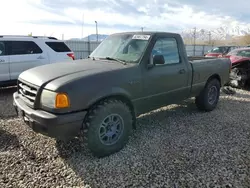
110;31;182;37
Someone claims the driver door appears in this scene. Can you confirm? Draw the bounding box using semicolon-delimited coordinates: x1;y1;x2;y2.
142;37;190;111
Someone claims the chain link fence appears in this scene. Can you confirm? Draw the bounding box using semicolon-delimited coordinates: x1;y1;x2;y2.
64;40;231;60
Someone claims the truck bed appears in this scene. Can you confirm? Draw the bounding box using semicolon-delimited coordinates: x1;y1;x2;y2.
189;57;231;96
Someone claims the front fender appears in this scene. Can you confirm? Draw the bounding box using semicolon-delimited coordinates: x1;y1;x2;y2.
85;87;133;108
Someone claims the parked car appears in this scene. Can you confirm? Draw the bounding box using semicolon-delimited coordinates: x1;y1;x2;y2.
204;46;239;57
219;47;250;88
0;35;75;87
13;31;231;157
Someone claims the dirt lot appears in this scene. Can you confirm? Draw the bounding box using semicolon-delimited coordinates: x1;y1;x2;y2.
0;87;250;188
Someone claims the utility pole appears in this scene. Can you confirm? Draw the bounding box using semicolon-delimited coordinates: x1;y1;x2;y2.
208;31;211;45
62;34;64;40
81;13;84;39
141;27;144;32
193;27;196;56
87;33;91;56
95;21;98;42
193;27;196;46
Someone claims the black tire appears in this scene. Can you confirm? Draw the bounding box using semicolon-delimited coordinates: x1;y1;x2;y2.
83;99;133;157
195;78;221;112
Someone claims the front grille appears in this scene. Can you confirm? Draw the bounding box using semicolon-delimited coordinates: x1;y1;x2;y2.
18;80;38;106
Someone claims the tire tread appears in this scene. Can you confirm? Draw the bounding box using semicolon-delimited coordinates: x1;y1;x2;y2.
195;78;220;112
82;98;132;157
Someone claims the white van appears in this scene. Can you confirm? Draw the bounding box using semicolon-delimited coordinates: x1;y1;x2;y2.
0;35;75;87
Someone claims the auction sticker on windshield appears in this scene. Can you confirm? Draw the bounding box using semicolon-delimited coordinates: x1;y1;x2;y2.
132;35;150;40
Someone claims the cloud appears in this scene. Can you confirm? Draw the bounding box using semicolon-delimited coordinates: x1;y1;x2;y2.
0;0;250;39
176;0;250;16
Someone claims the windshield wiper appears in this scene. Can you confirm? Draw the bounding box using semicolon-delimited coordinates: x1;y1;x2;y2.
105;57;127;65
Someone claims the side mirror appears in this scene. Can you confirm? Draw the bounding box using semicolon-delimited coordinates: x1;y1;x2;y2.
153;55;165;65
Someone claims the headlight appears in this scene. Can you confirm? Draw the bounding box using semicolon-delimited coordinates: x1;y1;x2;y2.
40;90;70;109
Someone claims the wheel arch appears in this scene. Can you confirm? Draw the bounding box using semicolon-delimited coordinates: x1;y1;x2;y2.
85;93;137;129
206;74;221;87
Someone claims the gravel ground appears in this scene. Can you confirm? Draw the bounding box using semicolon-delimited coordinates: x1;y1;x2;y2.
0;87;250;188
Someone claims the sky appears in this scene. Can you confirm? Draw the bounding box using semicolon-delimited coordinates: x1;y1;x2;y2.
0;0;250;40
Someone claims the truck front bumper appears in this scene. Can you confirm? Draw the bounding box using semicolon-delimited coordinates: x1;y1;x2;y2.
13;92;87;140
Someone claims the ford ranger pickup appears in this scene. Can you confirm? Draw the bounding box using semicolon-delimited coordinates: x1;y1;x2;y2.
13;31;231;157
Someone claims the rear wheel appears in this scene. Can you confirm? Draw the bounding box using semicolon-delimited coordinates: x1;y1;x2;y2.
83;99;133;157
195;78;221;112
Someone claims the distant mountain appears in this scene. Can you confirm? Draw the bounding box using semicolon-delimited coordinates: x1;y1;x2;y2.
69;34;109;41
181;24;250;41
69;24;250;42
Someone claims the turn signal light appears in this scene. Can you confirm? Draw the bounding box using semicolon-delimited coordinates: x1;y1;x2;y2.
55;93;70;108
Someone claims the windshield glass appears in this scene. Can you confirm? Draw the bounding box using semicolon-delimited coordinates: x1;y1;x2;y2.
210;47;227;53
227;49;238;56
89;33;151;63
230;49;250;57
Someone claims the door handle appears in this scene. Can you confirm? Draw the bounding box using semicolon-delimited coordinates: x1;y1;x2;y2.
0;59;5;62
179;69;186;74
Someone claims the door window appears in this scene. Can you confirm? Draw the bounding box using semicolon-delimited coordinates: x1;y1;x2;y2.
0;42;5;56
9;41;43;55
152;37;180;65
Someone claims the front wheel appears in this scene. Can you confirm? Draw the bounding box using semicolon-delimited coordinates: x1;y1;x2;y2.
83;99;133;157
195;78;221;112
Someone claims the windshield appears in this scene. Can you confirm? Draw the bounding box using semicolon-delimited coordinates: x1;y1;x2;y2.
210;47;227;53
228;49;250;57
89;33;151;63
227;50;238;56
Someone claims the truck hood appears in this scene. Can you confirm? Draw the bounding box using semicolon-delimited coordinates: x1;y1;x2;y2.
205;53;222;57
18;59;129;87
230;56;250;65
